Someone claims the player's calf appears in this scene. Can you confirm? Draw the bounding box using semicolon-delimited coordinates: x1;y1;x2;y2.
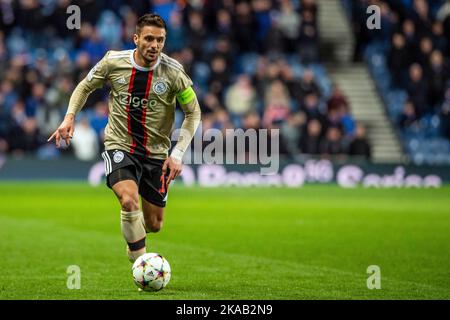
142;199;165;233
112;180;146;262
121;209;147;262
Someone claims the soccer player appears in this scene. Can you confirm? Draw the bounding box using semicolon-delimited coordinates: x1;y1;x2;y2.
48;13;201;262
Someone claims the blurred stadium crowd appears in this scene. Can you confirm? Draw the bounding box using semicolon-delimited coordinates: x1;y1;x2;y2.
344;0;450;164
1;0;372;162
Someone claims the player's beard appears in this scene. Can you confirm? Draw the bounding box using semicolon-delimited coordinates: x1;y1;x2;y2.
140;47;159;66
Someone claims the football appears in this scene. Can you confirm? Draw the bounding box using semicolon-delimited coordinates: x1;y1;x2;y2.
132;253;171;291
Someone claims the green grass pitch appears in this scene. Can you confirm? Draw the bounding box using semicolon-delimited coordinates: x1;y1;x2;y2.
0;182;449;300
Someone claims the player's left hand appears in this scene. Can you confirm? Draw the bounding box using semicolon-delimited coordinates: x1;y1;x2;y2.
47;113;75;148
162;156;182;186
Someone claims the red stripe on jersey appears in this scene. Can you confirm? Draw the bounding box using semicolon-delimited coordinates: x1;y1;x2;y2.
127;68;137;153
142;71;153;157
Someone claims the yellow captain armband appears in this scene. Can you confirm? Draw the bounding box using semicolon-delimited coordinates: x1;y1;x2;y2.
176;87;196;105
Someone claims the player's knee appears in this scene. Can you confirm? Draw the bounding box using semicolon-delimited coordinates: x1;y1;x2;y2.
147;218;163;233
149;222;162;233
120;193;139;212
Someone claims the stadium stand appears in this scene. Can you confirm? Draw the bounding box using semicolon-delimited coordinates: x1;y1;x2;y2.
342;0;450;165
317;0;403;163
0;0;371;162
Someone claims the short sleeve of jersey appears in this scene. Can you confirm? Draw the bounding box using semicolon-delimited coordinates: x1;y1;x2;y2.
173;68;194;99
85;51;110;89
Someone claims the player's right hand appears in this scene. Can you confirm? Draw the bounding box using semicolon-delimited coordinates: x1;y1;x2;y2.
47;113;75;148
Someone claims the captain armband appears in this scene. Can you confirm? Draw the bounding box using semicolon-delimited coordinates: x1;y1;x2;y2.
176;87;196;105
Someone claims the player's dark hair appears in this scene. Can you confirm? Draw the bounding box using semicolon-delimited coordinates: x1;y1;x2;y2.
136;13;167;34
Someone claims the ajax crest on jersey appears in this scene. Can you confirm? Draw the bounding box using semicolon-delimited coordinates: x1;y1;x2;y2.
153;80;168;95
113;151;124;163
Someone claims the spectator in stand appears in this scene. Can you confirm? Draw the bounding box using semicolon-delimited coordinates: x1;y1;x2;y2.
319;127;345;158
242;111;262;132
439;87;450;139
209;36;234;73
51;0;76;38
402;19;419;53
25;83;46;118
415;37;434;69
406;63;429;117
323;106;342;135
16;0;45;33
72;0;101;26
212;108;233;132
242;111;262;162
253;59;281;104
427;50;449;108
437;0;450;23
165;10;186;53
437;0;450;56
73;52;106;111
225;74;257;128
37;76;72;138
71;117;99;161
201;92;222;116
151;0;178;23
327;85;349;113
233;1;258;53
121;9;139;50
398;100;419;129
73;51;92;82
277;0;301;54
208;55;230;101
411;0;433;38
338;103;356;139
0;91;12;142
280;111;306;156
302;92;324;122
279;61;301;105
349;123;371;160
350;0;371;62
215;9;234;39
388;33;411;88
430;21;446;53
0;80;18;114
301;0;318;17
90;101;109;143
373;1;397;43
299;119;322;155
251;0;273;53
0;137;7;157
298;9;319;64
187;10;208;61
97;10;122;49
78;25;108;64
298;69;321;103
8;103;42;155
263;80;292;129
175;47;195;75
